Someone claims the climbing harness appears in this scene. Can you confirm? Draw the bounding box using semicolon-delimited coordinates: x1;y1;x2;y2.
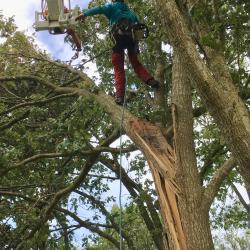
34;0;82;59
110;19;149;46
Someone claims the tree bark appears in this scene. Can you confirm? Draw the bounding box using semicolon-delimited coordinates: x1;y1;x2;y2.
172;50;214;249
155;0;250;191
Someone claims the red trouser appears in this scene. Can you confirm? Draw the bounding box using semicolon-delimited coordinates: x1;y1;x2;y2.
112;51;152;98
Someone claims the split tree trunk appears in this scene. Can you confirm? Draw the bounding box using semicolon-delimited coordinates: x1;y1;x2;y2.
55;86;187;248
54;78;215;249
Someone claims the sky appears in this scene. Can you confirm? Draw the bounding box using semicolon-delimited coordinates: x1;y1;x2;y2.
1;0;90;61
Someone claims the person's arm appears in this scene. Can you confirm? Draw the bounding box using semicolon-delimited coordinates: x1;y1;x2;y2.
76;4;112;22
135;15;139;23
83;5;111;17
130;8;140;24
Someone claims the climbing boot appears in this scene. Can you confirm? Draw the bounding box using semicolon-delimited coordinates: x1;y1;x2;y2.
147;79;160;90
115;96;124;106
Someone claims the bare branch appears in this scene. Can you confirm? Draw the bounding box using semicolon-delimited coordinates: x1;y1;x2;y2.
203;157;236;209
87;174;118;180
1;152;72;176
0;184;45;190
94;144;137;154
49;224;81;233
58;207;120;248
0;84;23;99
2;136;135;176
230;182;250;213
74;190;136;249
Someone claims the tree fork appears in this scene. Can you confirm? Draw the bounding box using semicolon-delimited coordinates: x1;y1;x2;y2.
154;0;250;187
40;82;188;249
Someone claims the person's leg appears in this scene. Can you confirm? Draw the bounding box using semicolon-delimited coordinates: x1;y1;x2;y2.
112;50;125;104
128;52;151;82
128;52;160;89
111;32;128;104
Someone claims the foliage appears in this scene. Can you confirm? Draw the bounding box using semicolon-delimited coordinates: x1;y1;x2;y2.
84;204;157;250
213;228;250;250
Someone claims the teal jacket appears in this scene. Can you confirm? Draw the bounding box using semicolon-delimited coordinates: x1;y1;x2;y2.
83;2;139;27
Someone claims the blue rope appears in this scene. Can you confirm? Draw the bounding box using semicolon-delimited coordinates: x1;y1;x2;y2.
118;68;128;250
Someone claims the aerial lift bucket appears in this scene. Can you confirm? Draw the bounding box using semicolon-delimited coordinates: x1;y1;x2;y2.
33;0;80;34
33;0;82;56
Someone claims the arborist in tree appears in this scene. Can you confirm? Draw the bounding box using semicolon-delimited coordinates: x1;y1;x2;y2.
76;0;160;105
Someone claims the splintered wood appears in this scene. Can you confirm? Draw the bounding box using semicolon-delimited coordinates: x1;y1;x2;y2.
130;119;178;194
129;119;187;250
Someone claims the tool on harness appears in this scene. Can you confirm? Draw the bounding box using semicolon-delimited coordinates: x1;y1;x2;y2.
110;19;149;46
132;23;149;40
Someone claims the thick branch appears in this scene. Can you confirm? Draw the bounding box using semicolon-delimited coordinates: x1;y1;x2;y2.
203;157;236;209
1;152;71;176
0;184;45;190
1;142;136;176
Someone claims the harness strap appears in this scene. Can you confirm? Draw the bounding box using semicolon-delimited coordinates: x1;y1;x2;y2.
112;19;132;36
111;19;149;41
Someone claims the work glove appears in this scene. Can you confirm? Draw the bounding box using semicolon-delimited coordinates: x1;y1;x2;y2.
75;13;86;22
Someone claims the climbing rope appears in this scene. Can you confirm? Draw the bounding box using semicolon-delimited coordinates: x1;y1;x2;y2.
118;67;128;250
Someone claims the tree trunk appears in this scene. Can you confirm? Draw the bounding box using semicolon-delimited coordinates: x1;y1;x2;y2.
155;0;250;189
172;51;214;249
